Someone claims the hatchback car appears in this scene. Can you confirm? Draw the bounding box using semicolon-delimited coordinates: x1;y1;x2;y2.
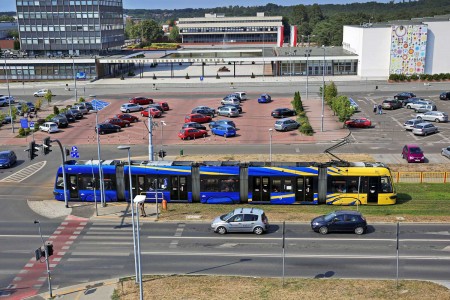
84;102;94;111
414;104;436;113
51;115;69;128
394;92;416;100
15;102;35;115
274;118;300;131
403;119;423;131
271;108;297;118
382;99;402;110
211;208;269;235
129;96;153;105
218;104;242;113
441;146;450;159
412;122;438;136
416;111;448;123
184;113;212;124
217;106;239;117
67;109;83;119
311;211;367;235
104;117;131;128
182;122;207;131
148;103;165;113
120;103;143;113
209;119;236;129
33;89;50;97
0;96;14;107
140;107;162;118
402;144;425;163
221;97;240;106
439;91;450;100
211;125;237;137
158;101;170;111
258;94;272;103
344;118;371;128
61;111;76;122
39;122;59;133
233;92;248;101
0;150;17;169
192;107;215;117
178;128;207;140
116;113;139;123
72;103;89;114
95;123;121;134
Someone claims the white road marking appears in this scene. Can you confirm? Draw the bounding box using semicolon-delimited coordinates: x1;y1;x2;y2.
0;161;47;183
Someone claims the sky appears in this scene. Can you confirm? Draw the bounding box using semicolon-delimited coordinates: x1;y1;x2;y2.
1;1;391;12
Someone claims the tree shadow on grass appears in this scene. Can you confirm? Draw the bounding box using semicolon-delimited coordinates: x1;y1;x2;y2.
396;193;413;205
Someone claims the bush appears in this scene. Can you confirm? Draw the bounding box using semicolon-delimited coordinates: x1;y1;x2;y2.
419;74;427;80
53;106;59;115
300;122;314;136
432;73;441;81
410;74;419;80
389;74;399;81
398;74;406;81
78;97;85;103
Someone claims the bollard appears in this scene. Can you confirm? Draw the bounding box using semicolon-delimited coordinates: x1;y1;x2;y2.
162;199;168;211
180;149;184;156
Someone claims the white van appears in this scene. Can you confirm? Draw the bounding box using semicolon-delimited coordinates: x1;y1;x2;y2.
234;92;248;101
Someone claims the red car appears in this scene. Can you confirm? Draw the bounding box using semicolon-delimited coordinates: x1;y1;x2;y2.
178;128;207;140
116;113;139;123
104;117;131;128
129;97;153;105
184;113;212;124
344;118;372;128
141;107;162;118
158;101;170;111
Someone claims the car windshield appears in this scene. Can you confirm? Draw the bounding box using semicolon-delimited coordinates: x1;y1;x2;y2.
323;212;337;222
221;211;235;221
410;147;422;154
0;153;9;159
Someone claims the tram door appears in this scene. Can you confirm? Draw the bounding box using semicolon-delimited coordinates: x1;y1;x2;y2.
368;177;379;204
68;175;79;199
296;177;314;202
170;176;188;200
252;177;271;202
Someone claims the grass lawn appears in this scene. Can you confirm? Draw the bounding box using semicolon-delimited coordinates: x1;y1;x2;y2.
157;183;450;223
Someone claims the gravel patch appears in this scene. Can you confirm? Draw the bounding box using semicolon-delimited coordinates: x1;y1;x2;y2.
27;200;72;219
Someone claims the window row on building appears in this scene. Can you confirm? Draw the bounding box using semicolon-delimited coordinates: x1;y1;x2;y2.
180;26;279;34
182;33;278;43
179;19;281;25
19;24;123;32
17;0;122;6
277;59;358;76
18;12;100;19
20;34;123;45
0;63;97;80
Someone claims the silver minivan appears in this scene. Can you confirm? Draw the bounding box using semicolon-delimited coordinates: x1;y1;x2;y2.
211;208;269;235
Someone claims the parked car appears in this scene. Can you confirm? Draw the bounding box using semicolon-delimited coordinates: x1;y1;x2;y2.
402;144;425;163
402;97;424;106
0;150;17;169
182;122;207;131
258;94;272;103
403;119;423;130
441;146;450;159
140;107;162;118
310;211;367;235
394;92;416;100
233;92;248;101
129;96;153;105
406;99;434;110
414;104;437;113
416;111;448;123
211;125;237;137
184;113;212;124
217;106;239;117
95;123;121;134
33;89;50;97
209;119;236;129
61;111;76;122
15;101;35;115
84;102;94;111
348;98;360;111
192;107;216;117
0;96;14;107
158;101;170;111
211;208;269;235
344;118;372;128
1;116;12;124
148;103;164;113
178;128;207;140
381;99;402;110
120;103;143;113
412;122;438;136
116;113;139;123
51;114;69;128
439;91;450;100
67;108;83;119
104;117;131;128
271;108;296;118
218;104;242;113
274;118;300;131
221;97;240;106
39;121;60;133
192;106;215;116
72;103;89;114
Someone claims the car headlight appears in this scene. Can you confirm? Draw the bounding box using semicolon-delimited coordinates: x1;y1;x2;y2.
312;222;319;226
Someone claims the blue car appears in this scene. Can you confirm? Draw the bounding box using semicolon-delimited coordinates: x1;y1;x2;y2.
209;119;236;129
211;125;236;137
258;94;272;103
0;150;17;169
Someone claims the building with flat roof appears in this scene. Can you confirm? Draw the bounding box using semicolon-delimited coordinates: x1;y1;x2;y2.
16;0;125;57
177;12;283;45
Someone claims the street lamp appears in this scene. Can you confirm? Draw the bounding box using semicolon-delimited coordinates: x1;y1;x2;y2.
160;120;166;160
148;107;154;161
93;110;105;206
4;58;14;133
269;128;273;163
117;145;138;284
133;195;145;300
34;220;52;298
305;49;312;100
321;45;326;132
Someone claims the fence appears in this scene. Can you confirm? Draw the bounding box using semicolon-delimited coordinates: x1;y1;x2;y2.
393;172;450;183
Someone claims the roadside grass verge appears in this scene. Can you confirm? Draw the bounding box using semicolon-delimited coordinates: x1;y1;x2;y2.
115;275;450;300
157;183;450;222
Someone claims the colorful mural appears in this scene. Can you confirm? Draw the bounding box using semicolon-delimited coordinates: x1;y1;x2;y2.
390;24;428;75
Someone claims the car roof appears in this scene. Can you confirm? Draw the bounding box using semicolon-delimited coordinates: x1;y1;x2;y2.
0;150;14;155
405;143;421;148
333;210;362;216
232;207;264;215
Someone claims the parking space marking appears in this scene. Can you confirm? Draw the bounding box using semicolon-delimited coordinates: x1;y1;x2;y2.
0;161;46;183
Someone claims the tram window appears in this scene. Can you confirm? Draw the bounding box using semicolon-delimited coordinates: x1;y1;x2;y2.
348;179;359;193
138;177;146;192
56;174;64;189
103;175;116;190
80;175;94;190
380;176;393;193
331;180;347;193
158;177;169;190
272;179;281;192
201;178;219;192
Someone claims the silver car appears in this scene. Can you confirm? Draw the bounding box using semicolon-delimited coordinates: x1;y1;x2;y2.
442;146;450;159
416;111;448;123
217;106;239;117
221;97;240;106
274;118;300;131
412;122;438;136
406;99;434;110
211;208;269;235
403;119;423;130
120;103;143;113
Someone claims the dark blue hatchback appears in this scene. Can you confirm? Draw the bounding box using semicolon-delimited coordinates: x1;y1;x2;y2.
311;211;367;235
0;150;17;169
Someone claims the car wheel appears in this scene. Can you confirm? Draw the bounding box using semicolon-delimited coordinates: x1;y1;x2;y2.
216;226;227;235
417;116;422;120
116;129;120;132
139;107;143;111
126;109;130;113
283;127;288;132
186;136;191;140
319;227;328;235
435;119;441;123
202;134;207;138
355;227;365;235
406;105;411;109
253;226;264;235
125;123;129;127
424;131;427;136
100;131;105;135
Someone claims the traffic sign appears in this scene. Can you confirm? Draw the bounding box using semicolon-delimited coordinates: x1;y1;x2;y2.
200;76;204;81
71;146;78;152
70;151;79;158
30;121;35;129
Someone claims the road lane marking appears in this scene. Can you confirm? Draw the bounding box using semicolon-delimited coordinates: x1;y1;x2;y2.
0;161;47;183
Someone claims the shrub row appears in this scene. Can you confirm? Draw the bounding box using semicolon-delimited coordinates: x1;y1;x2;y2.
389;73;450;81
291;91;314;136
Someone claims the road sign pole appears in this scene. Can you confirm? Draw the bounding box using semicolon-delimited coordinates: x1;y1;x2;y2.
53;139;69;208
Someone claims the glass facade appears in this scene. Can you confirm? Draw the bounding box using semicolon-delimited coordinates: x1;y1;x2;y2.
278;59;358;76
0;62;97;80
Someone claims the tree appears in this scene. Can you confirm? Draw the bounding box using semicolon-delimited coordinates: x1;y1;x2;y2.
141;19;164;43
324;81;338;106
44;90;53;105
290;5;308;26
168;26;180;42
13;40;20;50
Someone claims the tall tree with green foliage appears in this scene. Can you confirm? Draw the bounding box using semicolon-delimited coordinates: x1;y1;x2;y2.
169;26;180;42
324;81;338;106
44;90;53;105
141;19;164;43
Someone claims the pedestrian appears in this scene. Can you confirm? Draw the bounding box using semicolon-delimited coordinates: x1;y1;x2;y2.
373;104;377;114
378;104;382;115
139;202;147;217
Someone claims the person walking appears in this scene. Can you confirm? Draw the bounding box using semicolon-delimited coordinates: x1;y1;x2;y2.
373;104;377;114
378;104;383;115
139;202;147;217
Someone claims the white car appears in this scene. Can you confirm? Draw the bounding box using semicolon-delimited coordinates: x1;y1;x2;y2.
34;89;50;97
442;146;450;159
120;103;143;113
416;111;448;123
403;119;423;131
39;122;60;133
234;92;248;100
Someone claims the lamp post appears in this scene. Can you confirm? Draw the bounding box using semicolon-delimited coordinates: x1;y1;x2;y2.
321;45;326;132
305;49;312;100
93;110;105;206
117;145;138;284
148;107;154;161
133;195;145;300
4;58;14;133
269;128;273;163
34;220;52;298
160;120;166;160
